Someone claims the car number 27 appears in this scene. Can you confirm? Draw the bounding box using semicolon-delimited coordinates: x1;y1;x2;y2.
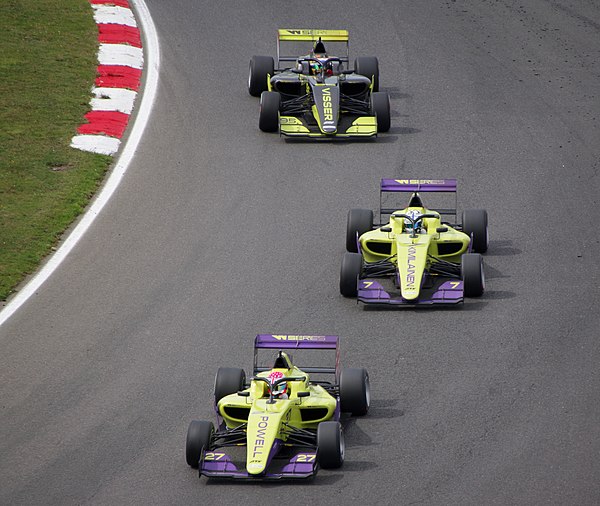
296;454;316;462
204;452;226;461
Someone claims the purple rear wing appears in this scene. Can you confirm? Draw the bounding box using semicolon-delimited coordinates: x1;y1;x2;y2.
381;179;457;193
253;335;340;378
379;179;458;220
255;334;339;349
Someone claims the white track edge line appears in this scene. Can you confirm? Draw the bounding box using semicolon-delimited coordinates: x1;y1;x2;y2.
0;0;160;327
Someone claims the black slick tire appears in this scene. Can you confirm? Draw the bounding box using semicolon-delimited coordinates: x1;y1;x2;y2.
259;91;280;132
462;253;485;297
248;56;274;97
462;209;488;253
317;421;345;469
214;367;246;403
371;92;391;132
340;252;362;297
346;209;373;252
339;368;370;415
186;420;214;469
355;56;379;91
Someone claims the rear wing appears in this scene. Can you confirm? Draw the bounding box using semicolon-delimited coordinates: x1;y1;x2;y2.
253;334;340;379
379;179;458;221
277;29;350;68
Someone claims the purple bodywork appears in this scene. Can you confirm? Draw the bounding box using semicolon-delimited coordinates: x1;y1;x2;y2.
380;179;457;193
358;279;464;305
201;444;318;480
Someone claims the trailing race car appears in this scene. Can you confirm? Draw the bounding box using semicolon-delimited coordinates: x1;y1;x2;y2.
248;29;390;138
185;334;370;480
340;179;488;306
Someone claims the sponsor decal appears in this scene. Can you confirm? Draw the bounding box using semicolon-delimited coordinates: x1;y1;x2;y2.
251;416;269;459
272;335;327;341
322;88;334;123
406;246;417;288
395;179;446;185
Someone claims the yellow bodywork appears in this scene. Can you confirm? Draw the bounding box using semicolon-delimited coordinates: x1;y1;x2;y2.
360;206;470;300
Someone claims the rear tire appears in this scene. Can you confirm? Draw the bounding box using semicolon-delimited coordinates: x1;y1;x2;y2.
248;55;274;97
462;253;485;297
346;209;373;252
259;91;280;132
340;252;362;297
462;209;488;253
214;367;246;403
317;421;344;469
355;56;379;92
339;368;370;415
186;420;214;469
371;92;390;133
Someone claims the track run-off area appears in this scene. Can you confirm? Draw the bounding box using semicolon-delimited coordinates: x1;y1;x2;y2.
1;1;599;504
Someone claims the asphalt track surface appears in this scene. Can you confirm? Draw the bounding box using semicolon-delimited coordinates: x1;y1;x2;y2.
1;1;599;504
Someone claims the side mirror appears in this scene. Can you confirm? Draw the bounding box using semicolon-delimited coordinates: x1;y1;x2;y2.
237;391;250;397
436;227;448;233
381;227;392;232
297;391;310;398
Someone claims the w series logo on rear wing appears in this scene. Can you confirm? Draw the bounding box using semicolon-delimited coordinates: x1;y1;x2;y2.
381;179;457;193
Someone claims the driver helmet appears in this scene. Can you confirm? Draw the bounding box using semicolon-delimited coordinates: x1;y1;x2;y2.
310;60;322;75
404;209;421;233
268;370;288;397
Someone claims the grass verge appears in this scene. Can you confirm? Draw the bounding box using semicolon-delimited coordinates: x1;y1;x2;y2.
0;0;112;301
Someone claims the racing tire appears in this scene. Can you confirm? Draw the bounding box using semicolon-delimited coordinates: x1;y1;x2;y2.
340;252;362;298
462;253;485;297
186;420;214;469
259;91;280;132
214;367;246;403
371;92;391;133
317;421;345;469
339;367;371;416
462;209;488;253
248;55;274;97
355;56;379;92
346;208;373;252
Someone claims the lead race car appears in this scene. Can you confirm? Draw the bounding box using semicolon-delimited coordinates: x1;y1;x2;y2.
185;335;370;480
248;29;390;138
340;179;489;306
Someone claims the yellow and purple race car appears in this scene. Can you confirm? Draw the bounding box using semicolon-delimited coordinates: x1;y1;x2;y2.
248;29;390;138
340;179;488;306
185;335;370;480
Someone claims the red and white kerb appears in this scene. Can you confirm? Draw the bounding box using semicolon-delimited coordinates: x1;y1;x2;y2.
71;0;144;156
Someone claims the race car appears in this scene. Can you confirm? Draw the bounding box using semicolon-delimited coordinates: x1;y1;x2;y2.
248;29;390;138
340;179;488;306
185;334;370;480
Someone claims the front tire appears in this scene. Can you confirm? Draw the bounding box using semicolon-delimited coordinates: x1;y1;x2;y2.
371;92;390;132
214;367;246;403
462;253;485;297
462;209;488;253
259;91;280;132
340;252;362;297
346;208;373;252
248;56;274;97
355;56;380;92
186;420;214;469
339;368;370;415
317;421;345;469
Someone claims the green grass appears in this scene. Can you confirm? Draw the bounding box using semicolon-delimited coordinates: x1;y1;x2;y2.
0;0;112;301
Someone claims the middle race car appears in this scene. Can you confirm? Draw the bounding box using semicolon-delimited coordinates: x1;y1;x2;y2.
340;179;489;306
248;29;390;138
185;334;370;480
